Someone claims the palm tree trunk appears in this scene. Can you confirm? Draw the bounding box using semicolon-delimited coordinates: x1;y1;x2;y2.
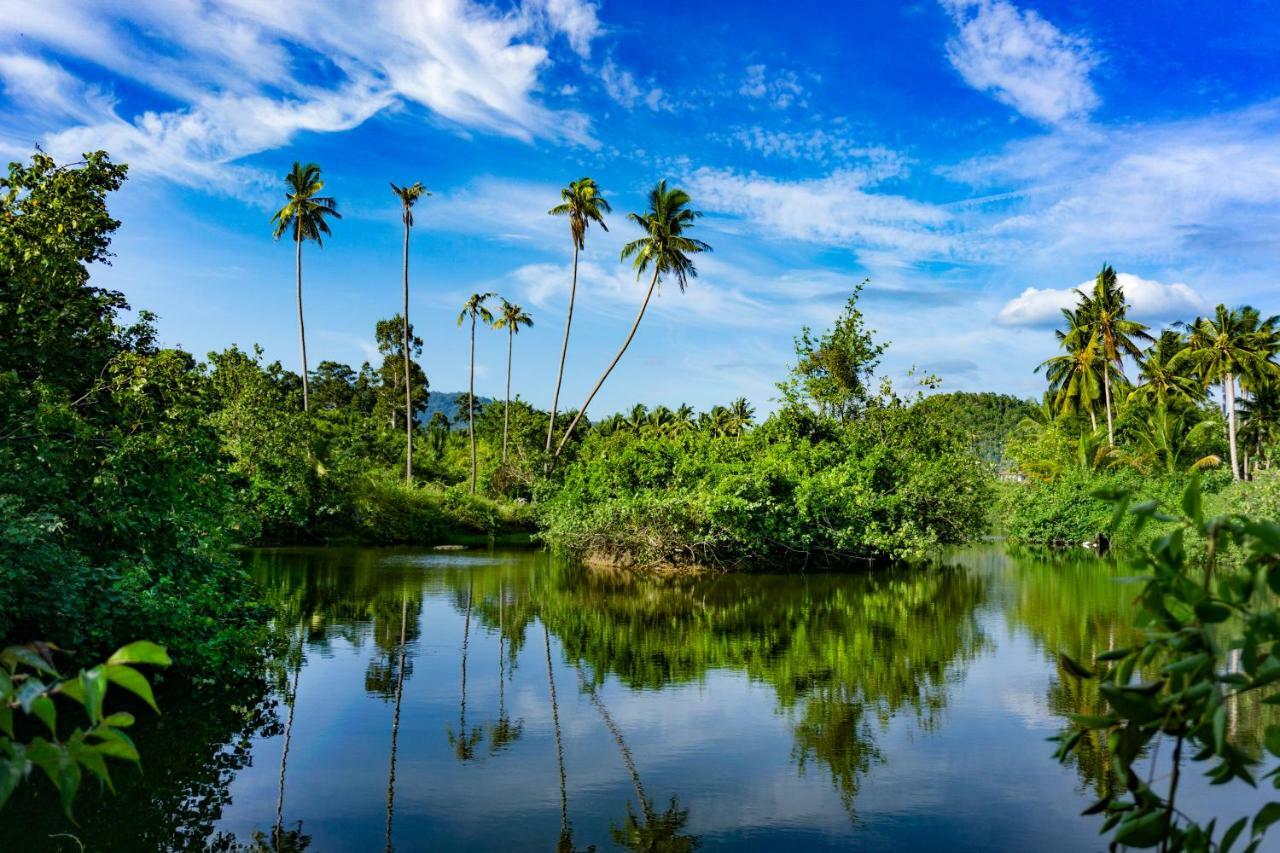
385;593;407;853
274;654;302;849
503;327;513;463
544;624;569;845
578;666;650;822
469;315;477;494
546;243;580;454
1227;371;1241;480
295;230;310;412
1102;362;1114;445
403;217;413;484
1089;407;1097;433
555;266;661;458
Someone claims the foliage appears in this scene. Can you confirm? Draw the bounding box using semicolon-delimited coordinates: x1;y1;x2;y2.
911;391;1037;466
0;640;169;819
1053;478;1280;851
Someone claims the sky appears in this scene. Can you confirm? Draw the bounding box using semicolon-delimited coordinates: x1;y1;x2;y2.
3;0;1279;414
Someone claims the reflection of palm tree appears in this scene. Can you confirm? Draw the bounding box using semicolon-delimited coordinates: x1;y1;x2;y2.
576;666;700;851
545;625;574;852
448;581;483;761
385;593;408;852
274;648;303;851
489;591;524;754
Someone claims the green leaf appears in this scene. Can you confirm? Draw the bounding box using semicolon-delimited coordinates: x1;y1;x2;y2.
1223;816;1248;852
1254;802;1280;836
0;758;22;812
1100;684;1162;723
79;665;108;725
1;645;57;677
30;694;56;736
106;642;171;668
1196;601;1232;624
1096;647;1132;662
90;729;139;763
103;664;158;714
1182;475;1203;523
1114;809;1170;848
1060;653;1094;679
1215;704;1229;754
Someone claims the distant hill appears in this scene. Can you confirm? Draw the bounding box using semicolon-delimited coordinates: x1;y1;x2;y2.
419;391;496;429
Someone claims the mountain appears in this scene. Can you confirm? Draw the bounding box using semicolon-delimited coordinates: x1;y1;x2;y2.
419;391;496;429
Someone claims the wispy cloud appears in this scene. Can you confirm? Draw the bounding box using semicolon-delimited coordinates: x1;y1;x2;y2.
995;272;1206;327
0;0;601;196
738;64;808;109
941;0;1099;124
727;124;908;169
599;59;668;111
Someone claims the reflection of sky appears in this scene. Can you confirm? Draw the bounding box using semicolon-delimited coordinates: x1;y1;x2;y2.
214;551;1279;851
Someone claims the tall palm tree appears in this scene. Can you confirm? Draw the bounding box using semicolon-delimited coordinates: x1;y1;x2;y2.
555;181;710;457
271;162;340;413
547;178;612;455
493;299;534;463
457;293;495;493
391;181;429;482
1173;304;1280;480
1039;308;1104;431
1073;265;1152;445
1240;379;1280;476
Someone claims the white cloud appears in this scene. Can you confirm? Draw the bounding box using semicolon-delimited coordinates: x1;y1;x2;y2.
995;273;1206;327
686;167;953;258
738;64;807;109
599;59;667;111
729;125;907;169
942;0;1099;124
0;0;601;196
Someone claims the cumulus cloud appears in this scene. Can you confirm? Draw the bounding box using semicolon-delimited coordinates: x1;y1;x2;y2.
995;273;1206;327
0;0;602;196
941;0;1099;124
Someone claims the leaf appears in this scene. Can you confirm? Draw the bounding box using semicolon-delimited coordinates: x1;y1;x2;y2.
1;645;57;677
106;642;171;668
1096;647;1132;662
1266;727;1280;760
103;664;158;713
15;677;46;713
1196;601;1232;624
0;758;21;812
30;694;56;736
1181;475;1203;523
1223;816;1248;852
1215;704;1229;754
1100;684;1162;723
1254;802;1280;836
1060;653;1094;679
1114;809;1170;848
79;665;108;725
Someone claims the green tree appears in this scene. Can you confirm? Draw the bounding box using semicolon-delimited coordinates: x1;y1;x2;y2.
547;178;612;455
1039;307;1103;431
458;293;495;492
270;162;340;413
555;181;710;457
390;181;429;482
1129;329;1200;410
1073;265;1152;446
493;299;534;463
373;315;427;433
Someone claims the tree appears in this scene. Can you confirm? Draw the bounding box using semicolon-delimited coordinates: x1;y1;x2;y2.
270;162;340;413
1072;265;1152;445
493;299;534;463
1128;329;1200;410
1239;379;1280;475
373;315;427;433
390;181;429;482
555;181;710;457
1039;307;1103;431
457;293;495;492
1172;304;1280;480
547;178;612;455
779;281;887;421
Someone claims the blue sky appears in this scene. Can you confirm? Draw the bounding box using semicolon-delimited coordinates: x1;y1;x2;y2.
3;0;1279;414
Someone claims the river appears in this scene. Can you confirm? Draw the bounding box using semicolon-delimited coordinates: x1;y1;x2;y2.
7;545;1277;851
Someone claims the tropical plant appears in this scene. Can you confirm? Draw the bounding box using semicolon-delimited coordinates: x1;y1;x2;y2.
457;293;495;493
1173;305;1280;480
493;299;534;463
270;162;340;413
779;280;886;421
0;640;170;818
1129;329;1200;410
547;178;612;455
1240;380;1280;476
1071;265;1152;445
1111;405;1222;476
1039;307;1104;429
390;181;429;481
555;181;710;457
1053;478;1280;852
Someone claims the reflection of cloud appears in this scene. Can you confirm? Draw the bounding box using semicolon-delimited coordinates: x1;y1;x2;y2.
995;272;1206;327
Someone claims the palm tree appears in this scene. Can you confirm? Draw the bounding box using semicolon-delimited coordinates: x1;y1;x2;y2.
1240;379;1280;476
727;397;755;437
1038;312;1103;431
1072;265;1152;444
271;162;341;413
555;181;711;457
493;299;534;463
391;181;429;482
1173;304;1280;480
1128;330;1200;410
458;293;495;492
1112;405;1221;476
547;178;612;455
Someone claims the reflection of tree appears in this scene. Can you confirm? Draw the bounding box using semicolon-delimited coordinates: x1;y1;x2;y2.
544;624;583;853
385;593;408;852
274;644;303;851
447;580;484;762
488;590;524;754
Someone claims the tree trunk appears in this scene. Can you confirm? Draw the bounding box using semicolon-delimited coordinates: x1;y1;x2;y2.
296;230;310;412
403;217;413;484
544;624;569;846
546;243;580;454
1102;361;1114;446
385;593;407;852
1227;371;1241;480
503;328;513;463
555;266;661;458
1089;407;1097;433
469;316;477;493
274;655;302;849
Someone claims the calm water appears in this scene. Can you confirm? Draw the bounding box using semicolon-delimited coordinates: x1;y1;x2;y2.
9;545;1279;851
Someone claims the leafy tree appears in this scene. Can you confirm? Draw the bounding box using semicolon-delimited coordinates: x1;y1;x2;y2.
779;280;887;421
1039;306;1103;431
547;177;611;454
390;181;429;481
270;162;340;413
309;360;357;412
457;294;495;492
1130;329;1201;410
373;315;427;434
555;181;710;457
493;299;534;463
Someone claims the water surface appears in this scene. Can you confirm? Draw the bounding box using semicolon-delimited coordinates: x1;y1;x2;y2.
8;545;1277;851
